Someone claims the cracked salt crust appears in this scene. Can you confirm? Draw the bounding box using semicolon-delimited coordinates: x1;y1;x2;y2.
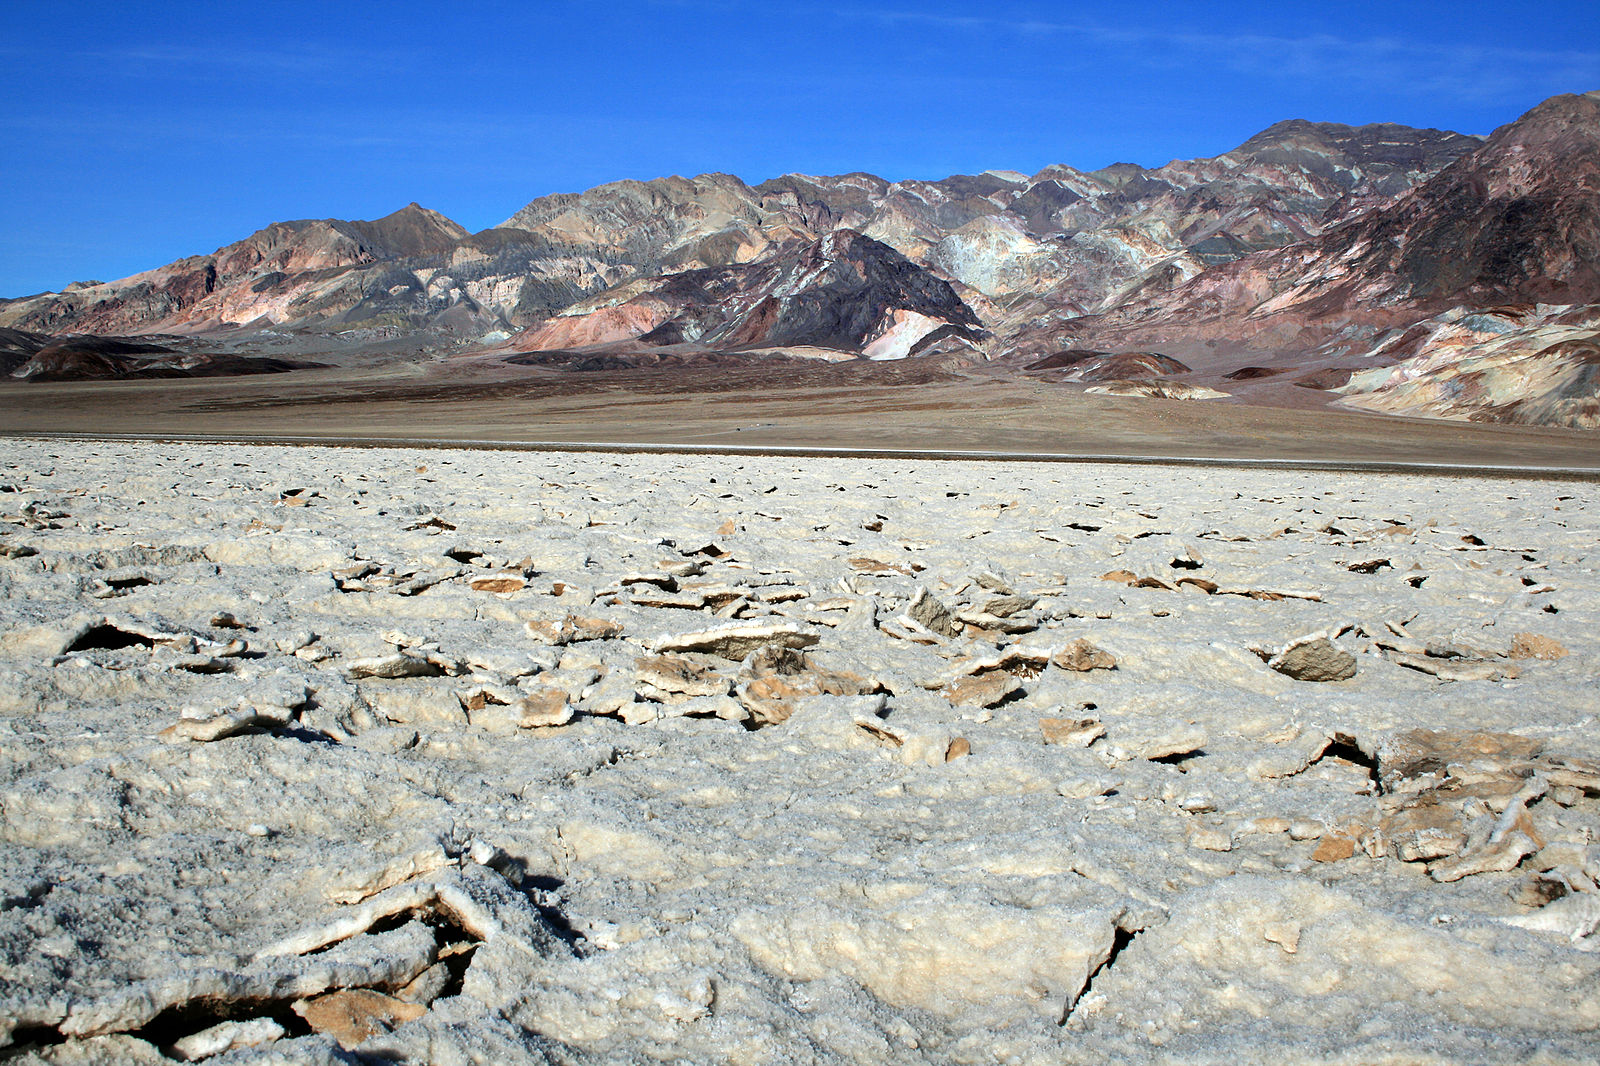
0;440;1597;1063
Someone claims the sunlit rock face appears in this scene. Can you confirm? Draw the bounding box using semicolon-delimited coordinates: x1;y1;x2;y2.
0;204;472;336
516;229;985;359
1048;93;1600;353
1334;304;1600;428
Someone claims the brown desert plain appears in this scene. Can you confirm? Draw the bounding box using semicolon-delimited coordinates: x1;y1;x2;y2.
2;351;1597;473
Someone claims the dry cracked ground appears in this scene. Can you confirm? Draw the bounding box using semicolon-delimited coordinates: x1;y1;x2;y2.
1;439;1598;1064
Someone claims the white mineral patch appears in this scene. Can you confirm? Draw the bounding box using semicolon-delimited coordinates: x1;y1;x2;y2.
0;439;1597;1063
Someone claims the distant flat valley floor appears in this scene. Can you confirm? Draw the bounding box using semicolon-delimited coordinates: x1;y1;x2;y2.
2;354;1597;472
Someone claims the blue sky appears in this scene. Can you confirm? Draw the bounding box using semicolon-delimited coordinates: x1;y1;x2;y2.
2;0;1596;297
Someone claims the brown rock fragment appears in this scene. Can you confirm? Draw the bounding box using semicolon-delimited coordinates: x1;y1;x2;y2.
1040;717;1105;747
850;556;914;575
468;572;527;593
945;737;971;761
735;646;882;726
516;686;574;728
636;654;730;701
946;672;1021;708
1051;639;1116;672
906;586;960;637
1099;569;1138;585
1382;798;1469;862
1312;834;1357;862
1269;637;1357;682
980;595;1037;617
293;989;427;1049
1510;632;1568;660
525;615;624;645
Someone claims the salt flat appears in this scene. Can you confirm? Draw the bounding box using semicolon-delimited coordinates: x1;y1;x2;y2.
1;439;1597;1064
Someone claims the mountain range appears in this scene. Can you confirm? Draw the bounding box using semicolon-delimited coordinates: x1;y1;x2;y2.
3;91;1596;428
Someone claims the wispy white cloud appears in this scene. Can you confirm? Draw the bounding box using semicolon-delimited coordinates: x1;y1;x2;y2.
834;7;1600;104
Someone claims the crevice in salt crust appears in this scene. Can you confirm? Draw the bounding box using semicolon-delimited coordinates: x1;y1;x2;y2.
1296;731;1383;792
62;621;157;652
1062;924;1140;1025
1315;735;1382;792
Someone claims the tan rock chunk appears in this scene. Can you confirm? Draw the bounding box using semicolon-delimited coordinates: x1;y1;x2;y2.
651;620;820;660
906;586;960;637
524;615;624;645
1381;798;1470;863
850;556;914;575
973;570;1015;594
293;989;427;1049
468;571;527;594
517;686;574;728
945;737;971;761
1040;717;1105;747
636;654;730;701
980;594;1037;618
1269;636;1357;682
1312;834;1358;863
1510;632;1569;660
738;675;813;726
717;518;738;536
1221;586;1323;602
457;684;513;712
1175;576;1218;594
1099;570;1137;585
1052;639;1116;673
735;646;881;726
946;672;1021;708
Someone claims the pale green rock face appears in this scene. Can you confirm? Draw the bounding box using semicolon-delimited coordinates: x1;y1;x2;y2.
0;439;1597;1063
